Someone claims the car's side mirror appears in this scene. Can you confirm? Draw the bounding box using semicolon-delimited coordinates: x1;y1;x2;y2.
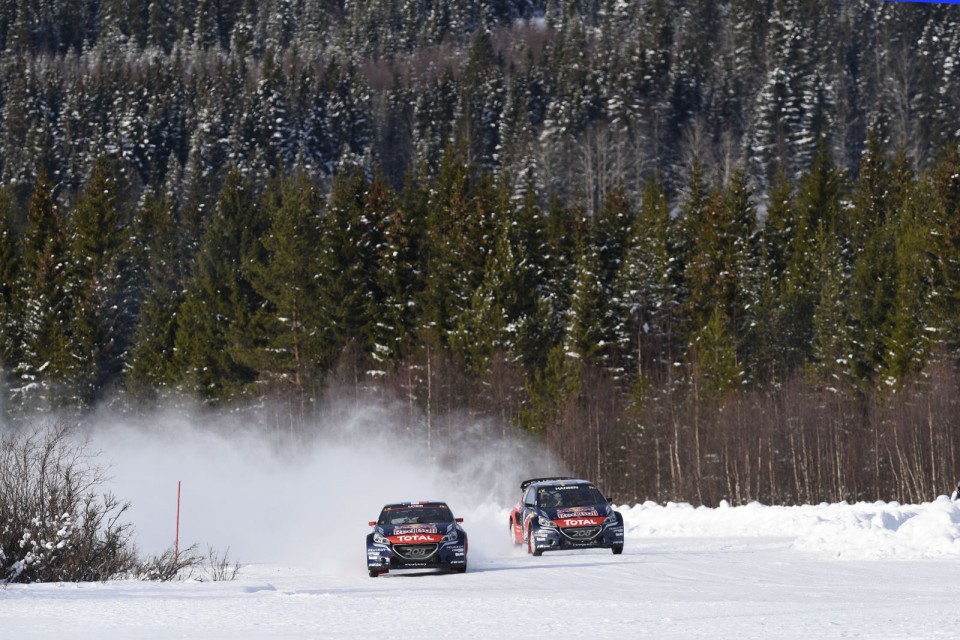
455;517;464;523
368;521;377;526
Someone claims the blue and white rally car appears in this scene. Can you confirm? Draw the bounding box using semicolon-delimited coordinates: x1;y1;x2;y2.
509;477;624;555
366;501;468;577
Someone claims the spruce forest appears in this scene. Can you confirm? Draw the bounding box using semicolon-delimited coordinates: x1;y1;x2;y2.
1;1;960;506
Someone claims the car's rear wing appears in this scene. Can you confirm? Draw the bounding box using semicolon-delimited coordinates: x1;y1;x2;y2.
519;477;578;491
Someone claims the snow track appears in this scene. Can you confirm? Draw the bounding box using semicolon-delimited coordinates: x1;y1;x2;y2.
5;504;960;639
6;419;960;638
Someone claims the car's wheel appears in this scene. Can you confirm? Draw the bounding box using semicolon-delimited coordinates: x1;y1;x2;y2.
528;523;544;556
510;518;522;545
612;544;623;555
368;569;380;578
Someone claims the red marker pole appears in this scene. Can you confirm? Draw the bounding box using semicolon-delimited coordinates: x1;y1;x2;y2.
175;481;181;562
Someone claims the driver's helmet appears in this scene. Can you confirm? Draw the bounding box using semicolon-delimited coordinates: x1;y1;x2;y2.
543;490;562;508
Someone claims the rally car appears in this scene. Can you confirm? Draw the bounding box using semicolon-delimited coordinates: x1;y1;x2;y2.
366;501;468;577
509;477;624;555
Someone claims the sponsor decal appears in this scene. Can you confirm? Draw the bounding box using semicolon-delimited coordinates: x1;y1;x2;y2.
540;484;595;492
392;524;438;535
556;506;599;519
558;517;605;527
389;534;443;543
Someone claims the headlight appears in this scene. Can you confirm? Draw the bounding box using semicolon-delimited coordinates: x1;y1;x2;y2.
604;512;617;525
373;532;389;544
537;515;557;528
441;530;458;543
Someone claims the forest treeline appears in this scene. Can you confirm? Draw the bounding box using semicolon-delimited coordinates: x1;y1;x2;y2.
1;1;958;205
2;1;960;506
3;139;960;507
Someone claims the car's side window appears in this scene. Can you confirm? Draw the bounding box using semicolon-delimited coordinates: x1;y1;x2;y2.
524;486;536;506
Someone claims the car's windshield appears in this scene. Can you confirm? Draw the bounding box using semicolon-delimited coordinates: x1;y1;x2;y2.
537;485;606;509
378;505;453;525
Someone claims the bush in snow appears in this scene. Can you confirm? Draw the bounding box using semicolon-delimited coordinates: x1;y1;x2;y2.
133;544;240;582
0;423;137;583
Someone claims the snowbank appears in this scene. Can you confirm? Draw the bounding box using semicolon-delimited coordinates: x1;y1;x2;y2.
618;497;960;560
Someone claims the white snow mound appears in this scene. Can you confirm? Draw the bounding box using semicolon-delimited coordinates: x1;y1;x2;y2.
619;496;960;560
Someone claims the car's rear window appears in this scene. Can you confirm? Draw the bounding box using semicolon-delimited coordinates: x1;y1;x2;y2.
378;505;453;525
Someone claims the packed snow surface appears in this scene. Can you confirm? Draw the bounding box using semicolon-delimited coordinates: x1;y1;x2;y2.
5;499;960;639
4;416;960;638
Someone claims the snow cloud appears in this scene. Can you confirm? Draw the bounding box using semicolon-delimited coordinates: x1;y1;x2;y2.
72;399;560;574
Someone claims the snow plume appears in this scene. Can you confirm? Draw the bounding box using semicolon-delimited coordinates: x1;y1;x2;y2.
74;399;561;574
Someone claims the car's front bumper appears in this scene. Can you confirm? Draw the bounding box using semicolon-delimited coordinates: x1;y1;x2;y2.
366;538;467;571
532;520;624;551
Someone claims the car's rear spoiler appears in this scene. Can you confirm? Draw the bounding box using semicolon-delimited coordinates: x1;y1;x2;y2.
520;477;577;491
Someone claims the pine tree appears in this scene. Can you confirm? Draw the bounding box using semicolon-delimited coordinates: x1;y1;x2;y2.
505;174;555;372
457;29;504;173
0;54;34;186
845;134;898;383
15;169;70;409
376;78;415;185
565;230;607;366
722;170;762;367
413;69;459;174
927;145;960;355
741;166;797;382
519;343;581;434
778;142;845;366
314;164;388;371
684;169;756;343
419;144;496;345
251;48;296;171
372;169;427;363
497;72;536;179
97;0;132;53
147;0;176;52
244;170;324;404
125;193;183;400
809;219;853;388
612;172;673;382
689;305;741;400
326;61;373;169
882;177;936;386
62;157;129;407
449;186;536;378
669;156;708;345
173;169;263;400
0;187;20;369
449;246;508;378
228;0;259;57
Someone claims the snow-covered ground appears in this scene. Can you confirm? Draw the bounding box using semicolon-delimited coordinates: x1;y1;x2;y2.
5;499;960;639
4;411;960;638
